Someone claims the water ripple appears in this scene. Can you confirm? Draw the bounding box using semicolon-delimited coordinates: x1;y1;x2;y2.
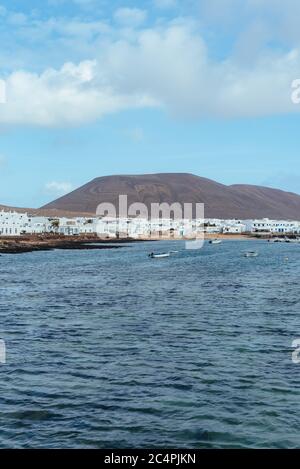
0;240;300;448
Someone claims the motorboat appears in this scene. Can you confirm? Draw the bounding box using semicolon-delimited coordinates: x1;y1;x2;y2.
148;252;170;259
209;239;222;245
244;251;259;258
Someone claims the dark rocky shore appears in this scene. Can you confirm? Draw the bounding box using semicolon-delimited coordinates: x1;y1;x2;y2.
0;235;139;255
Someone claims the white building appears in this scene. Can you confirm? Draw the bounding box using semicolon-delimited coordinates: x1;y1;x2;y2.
221;219;247;234
23;216;53;234
0;211;29;236
1;210;300;238
204;219;223;234
250;218;300;234
223;223;247;234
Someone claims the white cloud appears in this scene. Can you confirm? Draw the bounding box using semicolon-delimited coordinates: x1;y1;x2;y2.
0;78;5;103
114;8;147;27
0;60;157;126
45;181;73;196
1;20;300;126
96;23;300;119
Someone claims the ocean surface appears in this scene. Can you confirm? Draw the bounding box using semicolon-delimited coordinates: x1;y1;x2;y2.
0;239;300;449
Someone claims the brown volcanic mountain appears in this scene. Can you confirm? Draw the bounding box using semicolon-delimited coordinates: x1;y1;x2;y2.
41;173;300;220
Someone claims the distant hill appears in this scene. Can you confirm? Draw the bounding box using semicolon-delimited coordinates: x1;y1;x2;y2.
41;173;300;220
0;204;92;218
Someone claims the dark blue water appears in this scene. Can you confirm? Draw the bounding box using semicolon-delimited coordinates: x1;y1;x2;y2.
0;240;300;448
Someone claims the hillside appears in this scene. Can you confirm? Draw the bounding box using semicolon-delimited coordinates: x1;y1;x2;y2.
41;173;300;220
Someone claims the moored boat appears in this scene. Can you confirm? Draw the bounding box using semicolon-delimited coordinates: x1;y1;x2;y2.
149;252;170;259
209;239;222;245
244;251;259;258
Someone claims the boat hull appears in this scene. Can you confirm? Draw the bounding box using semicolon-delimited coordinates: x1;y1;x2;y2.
149;253;170;259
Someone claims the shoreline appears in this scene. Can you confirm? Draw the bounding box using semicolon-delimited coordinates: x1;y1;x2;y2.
0;232;268;254
0;235;143;255
204;233;254;240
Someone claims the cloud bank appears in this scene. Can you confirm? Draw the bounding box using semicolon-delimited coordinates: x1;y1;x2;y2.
0;5;300;127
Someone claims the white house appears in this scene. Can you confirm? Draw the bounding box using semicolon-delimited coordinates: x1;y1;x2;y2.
23;216;53;234
204;219;223;234
0;211;29;236
222;220;247;234
2;211;300;239
251;218;300;233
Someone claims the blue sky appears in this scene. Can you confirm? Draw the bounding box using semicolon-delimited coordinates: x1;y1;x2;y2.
1;0;300;207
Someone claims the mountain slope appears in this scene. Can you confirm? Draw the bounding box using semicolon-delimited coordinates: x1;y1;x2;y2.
0;204;93;218
41;173;300;220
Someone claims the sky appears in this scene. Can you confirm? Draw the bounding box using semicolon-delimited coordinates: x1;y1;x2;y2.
1;0;300;207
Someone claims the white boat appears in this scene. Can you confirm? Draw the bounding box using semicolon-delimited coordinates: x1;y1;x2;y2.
244;251;259;258
209;239;222;245
149;252;170;259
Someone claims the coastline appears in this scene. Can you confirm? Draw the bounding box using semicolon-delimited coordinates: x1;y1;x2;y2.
148;233;256;241
0;232;262;254
204;233;254;240
0;235;139;254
